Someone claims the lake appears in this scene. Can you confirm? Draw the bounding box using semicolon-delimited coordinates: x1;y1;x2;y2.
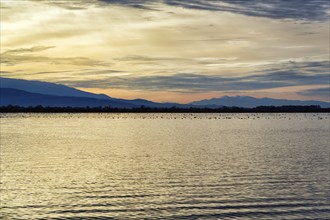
0;113;329;219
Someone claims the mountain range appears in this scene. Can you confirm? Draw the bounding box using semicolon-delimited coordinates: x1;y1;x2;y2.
191;95;329;108
0;77;329;108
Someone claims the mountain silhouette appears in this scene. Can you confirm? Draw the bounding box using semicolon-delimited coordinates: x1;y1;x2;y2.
190;95;329;108
1;77;329;108
0;88;138;108
0;77;182;108
0;77;110;100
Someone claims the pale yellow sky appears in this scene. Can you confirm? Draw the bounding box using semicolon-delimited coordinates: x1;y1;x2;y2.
1;0;329;103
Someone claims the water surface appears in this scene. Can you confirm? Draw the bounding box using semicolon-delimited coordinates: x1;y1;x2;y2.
1;113;329;219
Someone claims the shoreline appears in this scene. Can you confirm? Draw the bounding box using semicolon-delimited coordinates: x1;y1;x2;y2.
1;106;329;113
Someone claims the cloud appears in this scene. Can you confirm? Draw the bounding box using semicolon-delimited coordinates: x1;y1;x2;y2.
99;0;155;10
279;60;329;69
257;61;330;78
1;46;108;67
0;71;12;76
27;0;330;20
27;0;154;10
166;0;329;21
97;0;329;21
248;70;329;85
28;0;98;10
0;69;125;81
57;68;330;92
298;87;330;98
115;55;190;62
2;46;55;54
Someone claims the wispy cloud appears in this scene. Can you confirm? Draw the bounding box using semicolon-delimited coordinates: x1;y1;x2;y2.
97;0;330;21
2;46;55;54
57;67;329;92
27;0;97;10
298;87;330;98
164;0;330;21
99;0;156;10
21;0;330;21
115;55;189;62
1;46;108;67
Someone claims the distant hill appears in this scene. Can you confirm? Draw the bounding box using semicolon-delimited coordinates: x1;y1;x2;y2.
0;77;110;100
0;77;185;108
0;88;137;108
1;77;328;109
190;95;330;108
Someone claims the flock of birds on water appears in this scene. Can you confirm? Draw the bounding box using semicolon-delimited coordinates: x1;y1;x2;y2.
0;113;328;120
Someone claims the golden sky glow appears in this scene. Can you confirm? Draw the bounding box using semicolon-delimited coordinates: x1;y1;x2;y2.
1;0;329;103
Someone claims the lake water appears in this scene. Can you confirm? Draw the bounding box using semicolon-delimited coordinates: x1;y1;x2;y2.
0;113;329;219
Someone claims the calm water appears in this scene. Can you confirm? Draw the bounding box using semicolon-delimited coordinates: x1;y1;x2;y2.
0;113;329;219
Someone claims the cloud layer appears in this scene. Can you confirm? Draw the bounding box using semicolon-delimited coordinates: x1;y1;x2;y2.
57;60;330;92
24;0;329;20
163;0;330;21
1;0;329;102
1;46;107;66
299;87;330;98
99;0;329;20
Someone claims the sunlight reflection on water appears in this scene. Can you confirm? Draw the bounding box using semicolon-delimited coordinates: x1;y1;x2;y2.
1;113;329;219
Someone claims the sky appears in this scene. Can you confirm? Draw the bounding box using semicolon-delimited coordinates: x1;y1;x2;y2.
0;0;329;103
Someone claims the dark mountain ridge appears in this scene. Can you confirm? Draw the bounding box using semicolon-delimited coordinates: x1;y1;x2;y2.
0;77;110;100
0;77;329;108
190;95;329;108
0;88;137;108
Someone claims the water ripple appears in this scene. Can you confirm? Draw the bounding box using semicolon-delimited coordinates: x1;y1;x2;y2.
1;113;329;219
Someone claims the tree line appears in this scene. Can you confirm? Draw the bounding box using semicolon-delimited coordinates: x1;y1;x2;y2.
0;105;329;113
